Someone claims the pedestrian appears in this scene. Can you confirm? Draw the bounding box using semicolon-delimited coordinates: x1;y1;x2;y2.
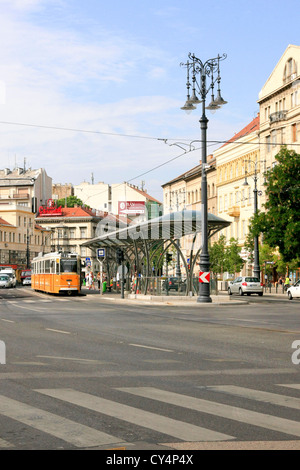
284;276;290;291
88;271;95;290
278;276;283;285
97;272;101;291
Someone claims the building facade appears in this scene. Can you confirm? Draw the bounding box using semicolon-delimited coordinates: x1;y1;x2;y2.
0;167;52;213
0;203;51;270
258;44;300;208
162;155;217;273
214;114;260;274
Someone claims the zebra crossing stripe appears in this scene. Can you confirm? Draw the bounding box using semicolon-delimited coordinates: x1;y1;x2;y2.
205;385;300;410
117;387;300;438
35;388;234;442
0;437;14;448
278;384;300;391
0;395;127;448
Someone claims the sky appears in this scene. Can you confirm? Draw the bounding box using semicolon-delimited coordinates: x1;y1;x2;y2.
0;0;299;205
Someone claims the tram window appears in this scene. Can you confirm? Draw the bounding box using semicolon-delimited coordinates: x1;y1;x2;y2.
45;260;50;273
60;259;78;273
50;260;55;274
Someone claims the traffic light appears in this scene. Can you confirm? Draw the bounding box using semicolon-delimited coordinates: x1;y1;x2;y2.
166;253;172;263
116;248;124;264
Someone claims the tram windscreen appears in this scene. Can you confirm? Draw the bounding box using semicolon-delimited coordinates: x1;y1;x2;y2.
60;258;78;273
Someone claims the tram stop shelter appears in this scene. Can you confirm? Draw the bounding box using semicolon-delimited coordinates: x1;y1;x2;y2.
81;210;230;297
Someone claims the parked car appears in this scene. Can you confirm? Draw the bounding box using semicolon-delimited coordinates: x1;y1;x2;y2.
0;274;12;288
163;277;186;292
287;280;300;300
23;277;32;286
228;276;263;296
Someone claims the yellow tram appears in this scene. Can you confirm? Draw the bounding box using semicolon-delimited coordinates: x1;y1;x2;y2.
31;252;81;295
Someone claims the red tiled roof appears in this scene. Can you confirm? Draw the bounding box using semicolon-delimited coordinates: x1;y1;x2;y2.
221;114;260;148
0;217;13;226
130;187;162;204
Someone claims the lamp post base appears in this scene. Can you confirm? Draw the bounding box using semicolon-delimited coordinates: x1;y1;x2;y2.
197;295;212;303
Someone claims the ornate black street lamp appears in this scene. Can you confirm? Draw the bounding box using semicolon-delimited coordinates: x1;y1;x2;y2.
180;53;227;302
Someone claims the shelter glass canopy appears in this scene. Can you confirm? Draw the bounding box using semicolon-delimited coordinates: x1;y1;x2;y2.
81;210;230;296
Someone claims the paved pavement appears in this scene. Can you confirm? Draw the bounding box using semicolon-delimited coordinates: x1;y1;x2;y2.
81;287;289;305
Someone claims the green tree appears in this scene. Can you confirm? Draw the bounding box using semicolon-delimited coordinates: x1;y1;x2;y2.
225;238;245;275
252;147;300;263
56;195;88;208
208;235;227;276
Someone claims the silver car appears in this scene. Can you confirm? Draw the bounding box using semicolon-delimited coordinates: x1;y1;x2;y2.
228;276;263;296
0;274;12;288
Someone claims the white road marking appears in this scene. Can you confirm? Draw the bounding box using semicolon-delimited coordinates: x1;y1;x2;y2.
129;343;174;352
205;385;300;410
35;388;234;442
0;437;14;448
118;387;300;438
45;328;71;335
1;318;15;323
0;394;127;448
37;355;112;364
278;384;300;390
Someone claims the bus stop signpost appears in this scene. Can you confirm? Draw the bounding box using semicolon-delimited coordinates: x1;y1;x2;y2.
97;248;105;295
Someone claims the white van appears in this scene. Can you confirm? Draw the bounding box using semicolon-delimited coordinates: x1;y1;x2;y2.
0;269;16;288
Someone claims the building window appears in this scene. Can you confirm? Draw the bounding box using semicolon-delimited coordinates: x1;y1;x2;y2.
242;220;246;238
292;123;297;142
219;196;222;212
291;91;298;108
266;135;271;152
70;228;76;239
80;246;86;257
80;227;87;239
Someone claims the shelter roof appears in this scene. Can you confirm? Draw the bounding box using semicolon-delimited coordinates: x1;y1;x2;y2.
81;210;230;249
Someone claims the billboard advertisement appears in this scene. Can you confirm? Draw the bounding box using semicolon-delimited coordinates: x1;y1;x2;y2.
118;201;145;215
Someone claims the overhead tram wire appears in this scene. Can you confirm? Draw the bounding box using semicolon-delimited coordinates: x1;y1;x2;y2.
0;119;299;146
0;119;299;206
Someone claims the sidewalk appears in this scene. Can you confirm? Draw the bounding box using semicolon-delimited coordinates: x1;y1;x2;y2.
81;288;289;305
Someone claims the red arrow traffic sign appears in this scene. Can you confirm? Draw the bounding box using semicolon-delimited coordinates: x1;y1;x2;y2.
199;272;210;283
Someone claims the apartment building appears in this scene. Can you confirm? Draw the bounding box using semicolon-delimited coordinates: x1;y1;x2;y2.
72;181;162;221
0;167;52;212
0;167;52;270
258;44;300;208
0;203;51;268
214;115;260;253
162;155;217;265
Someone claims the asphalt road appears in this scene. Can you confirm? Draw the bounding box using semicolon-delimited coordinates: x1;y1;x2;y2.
0;285;299;452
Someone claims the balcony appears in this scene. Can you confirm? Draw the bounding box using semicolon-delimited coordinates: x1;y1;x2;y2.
13;193;29;199
228;206;240;217
269;111;287;123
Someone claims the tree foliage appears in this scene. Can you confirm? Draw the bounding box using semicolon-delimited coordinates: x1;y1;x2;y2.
209;236;244;276
56;195;87;208
252;147;300;263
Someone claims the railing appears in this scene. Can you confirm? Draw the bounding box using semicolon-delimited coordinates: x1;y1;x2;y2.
112;276;218;297
269;111;287;123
